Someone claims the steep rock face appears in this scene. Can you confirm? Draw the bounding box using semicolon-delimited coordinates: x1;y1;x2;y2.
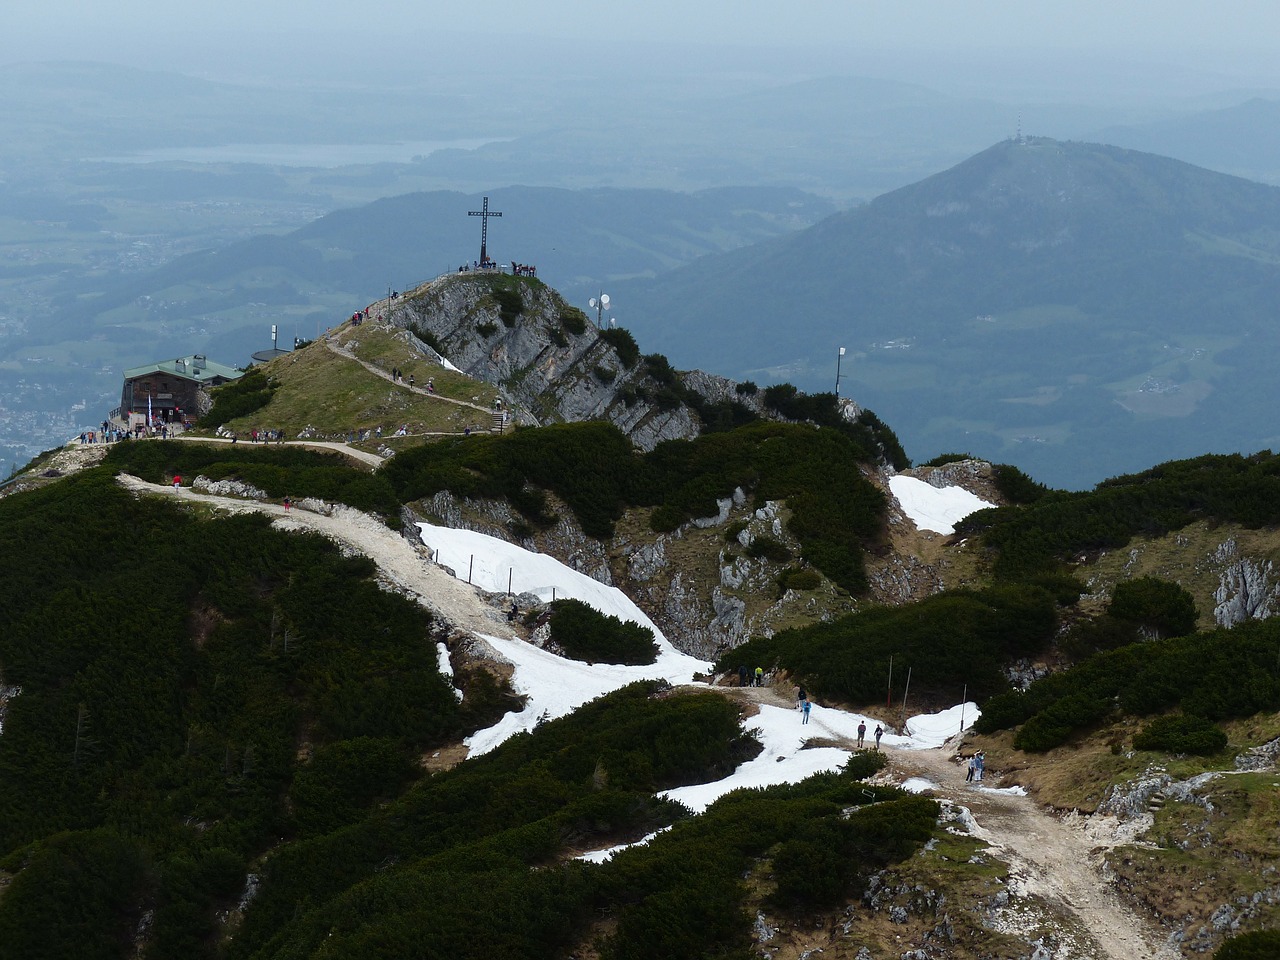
390;273;760;450
1213;539;1280;627
411;486;854;660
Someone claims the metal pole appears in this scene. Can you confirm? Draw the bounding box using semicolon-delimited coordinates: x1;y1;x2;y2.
959;684;967;738
508;568;513;596
468;555;473;584
899;666;912;731
886;655;893;709
836;347;844;396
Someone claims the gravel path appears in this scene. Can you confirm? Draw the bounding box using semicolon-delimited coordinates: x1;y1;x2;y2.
890;743;1176;959
117;474;513;639
114;472;1175;958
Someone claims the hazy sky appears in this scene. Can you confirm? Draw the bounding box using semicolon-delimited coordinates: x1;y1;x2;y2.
7;0;1279;68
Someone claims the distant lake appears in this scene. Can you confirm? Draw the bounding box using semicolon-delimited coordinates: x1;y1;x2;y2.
91;138;509;167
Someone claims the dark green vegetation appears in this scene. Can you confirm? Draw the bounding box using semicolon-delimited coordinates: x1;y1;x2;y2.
1215;930;1280;959
233;738;934;960
203;369;276;429
1133;714;1228;756
975;617;1280;752
0;464;938;959
960;451;1280;579
103;441;399;519
762;383;909;471
619;137;1280;489
384;420;887;593
634;352;759;433
1060;576;1199;661
0;469;468;958
719;585;1061;707
549;599;659;665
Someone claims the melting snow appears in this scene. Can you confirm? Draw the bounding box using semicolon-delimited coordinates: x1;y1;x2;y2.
889;475;994;535
414;519;983;857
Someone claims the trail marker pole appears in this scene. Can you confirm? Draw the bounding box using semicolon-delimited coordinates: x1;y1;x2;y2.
899;666;912;732
887;655;893;709
508;569;513;596
959;684;967;738
468;555;474;584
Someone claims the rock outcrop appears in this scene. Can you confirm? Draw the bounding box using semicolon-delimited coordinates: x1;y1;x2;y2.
389;273;762;450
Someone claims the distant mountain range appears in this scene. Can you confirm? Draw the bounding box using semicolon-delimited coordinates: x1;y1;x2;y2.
1095;97;1280;185
51;185;833;363
617;137;1280;489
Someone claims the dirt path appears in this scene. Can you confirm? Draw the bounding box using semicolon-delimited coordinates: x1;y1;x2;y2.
110;474;1176;957
324;331;496;416
164;433;386;467
889;744;1175;960
718;683;1174;959
117;474;513;640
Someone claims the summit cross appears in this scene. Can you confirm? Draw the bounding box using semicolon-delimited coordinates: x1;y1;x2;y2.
468;196;502;265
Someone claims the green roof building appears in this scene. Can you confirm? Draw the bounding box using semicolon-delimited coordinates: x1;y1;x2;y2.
120;354;243;423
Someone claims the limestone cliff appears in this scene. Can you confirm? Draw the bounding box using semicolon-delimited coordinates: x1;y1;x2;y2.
389;272;762;450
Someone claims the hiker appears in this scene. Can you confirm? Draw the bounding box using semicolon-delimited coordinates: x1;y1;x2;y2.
796;686;807;708
974;751;985;783
966;755;976;782
753;666;764;687
857;721;866;748
801;698;811;724
874;724;883;750
283;497;291;512
172;474;182;490
737;665;749;687
507;601;518;623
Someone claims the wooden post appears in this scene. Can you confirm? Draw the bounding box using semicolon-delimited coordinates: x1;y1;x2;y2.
959;684;967;739
468;555;474;584
508;568;513;596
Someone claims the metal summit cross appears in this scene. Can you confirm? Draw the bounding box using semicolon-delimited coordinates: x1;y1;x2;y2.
468;196;502;265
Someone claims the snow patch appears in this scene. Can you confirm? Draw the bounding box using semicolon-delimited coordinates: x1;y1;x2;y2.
902;777;940;794
889;475;994;535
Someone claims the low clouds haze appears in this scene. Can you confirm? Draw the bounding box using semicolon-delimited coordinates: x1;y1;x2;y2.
6;0;1279;84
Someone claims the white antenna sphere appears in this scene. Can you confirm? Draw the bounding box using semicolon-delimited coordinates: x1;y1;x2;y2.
588;298;598;309
600;294;611;307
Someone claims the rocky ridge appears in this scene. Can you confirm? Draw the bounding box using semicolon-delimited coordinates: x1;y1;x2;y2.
388;272;764;450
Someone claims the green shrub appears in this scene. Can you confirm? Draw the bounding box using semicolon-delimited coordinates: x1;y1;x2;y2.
549;599;658;665
0;829;151;960
560;309;588;336
385;420;887;593
489;284;523;327
1133;714;1227;756
782;568;822;591
1216;931;1280;959
203;369;273;428
747;535;791;562
477;321;498;337
980;617;1280;750
973;451;1280;577
290;738;418;837
1014;693;1113;751
721;586;1059;706
991;462;1049;504
599;327;640;368
923;452;975;467
735;380;758;395
1109;577;1198;638
413;325;445;355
